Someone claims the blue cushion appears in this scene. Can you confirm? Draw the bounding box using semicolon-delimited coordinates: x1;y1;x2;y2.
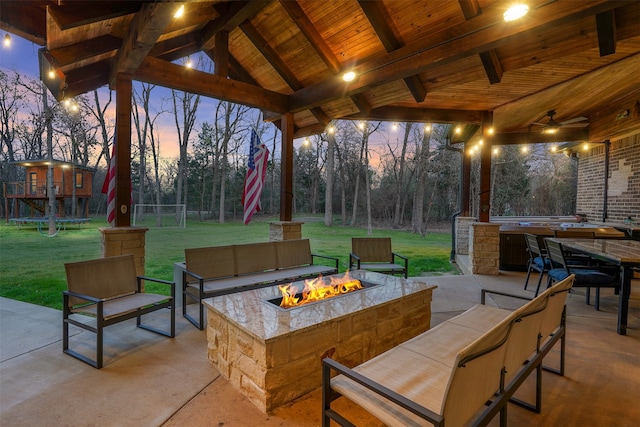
549;268;616;286
533;256;552;269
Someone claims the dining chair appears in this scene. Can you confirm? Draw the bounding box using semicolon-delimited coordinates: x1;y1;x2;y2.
544;239;618;310
523;233;551;295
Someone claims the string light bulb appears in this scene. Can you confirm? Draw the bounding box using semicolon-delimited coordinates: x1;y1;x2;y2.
424;124;431;132
3;34;10;47
185;57;192;68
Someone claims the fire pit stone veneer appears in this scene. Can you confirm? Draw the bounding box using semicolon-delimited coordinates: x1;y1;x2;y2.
203;270;436;413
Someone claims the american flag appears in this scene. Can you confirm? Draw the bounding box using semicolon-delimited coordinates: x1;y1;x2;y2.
242;130;269;224
101;138;117;225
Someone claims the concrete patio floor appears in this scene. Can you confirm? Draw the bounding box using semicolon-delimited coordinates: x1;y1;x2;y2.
1;262;639;427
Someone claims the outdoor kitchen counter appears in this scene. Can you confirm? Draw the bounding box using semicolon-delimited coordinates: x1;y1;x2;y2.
202;269;436;341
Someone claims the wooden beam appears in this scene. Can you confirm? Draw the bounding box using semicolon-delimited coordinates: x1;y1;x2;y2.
63;62;110;100
479;49;503;84
358;0;427;102
108;3;177;88
280;113;294;221
114;74;132;228
48;35;120;68
289;1;620;113
458;0;481;20
214;31;229;77
490;129;590;145
133;56;288;114
346;106;488;124
150;33;200;62
200;1;270;51
596;10;617;56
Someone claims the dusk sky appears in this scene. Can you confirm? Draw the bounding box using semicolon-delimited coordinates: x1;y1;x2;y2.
1;31;397;165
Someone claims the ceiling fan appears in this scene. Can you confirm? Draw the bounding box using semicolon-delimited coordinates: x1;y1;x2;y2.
531;110;589;134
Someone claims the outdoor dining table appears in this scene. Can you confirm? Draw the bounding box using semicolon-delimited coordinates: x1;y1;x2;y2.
548;238;640;335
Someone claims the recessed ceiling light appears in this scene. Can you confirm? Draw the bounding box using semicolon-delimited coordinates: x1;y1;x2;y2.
342;71;356;82
174;5;185;19
504;4;529;22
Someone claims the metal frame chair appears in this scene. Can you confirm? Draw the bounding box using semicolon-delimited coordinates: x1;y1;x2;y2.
523;233;551;295
63;255;175;368
350;237;408;278
544;239;617;310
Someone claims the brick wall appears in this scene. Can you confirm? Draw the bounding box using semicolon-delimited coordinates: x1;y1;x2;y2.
576;134;640;222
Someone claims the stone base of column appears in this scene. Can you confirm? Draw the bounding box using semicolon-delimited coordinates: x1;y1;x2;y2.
455;216;476;255
269;221;304;241
469;222;500;275
99;227;148;278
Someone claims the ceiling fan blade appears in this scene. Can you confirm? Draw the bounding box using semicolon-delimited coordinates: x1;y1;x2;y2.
562;122;590;128
559;116;588;125
531;122;549;126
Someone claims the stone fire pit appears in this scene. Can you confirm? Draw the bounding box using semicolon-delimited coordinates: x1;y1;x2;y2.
203;270;436;413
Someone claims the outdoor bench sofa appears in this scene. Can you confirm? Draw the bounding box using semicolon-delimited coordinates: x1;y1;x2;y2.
63;254;175;369
321;274;575;427
182;238;339;329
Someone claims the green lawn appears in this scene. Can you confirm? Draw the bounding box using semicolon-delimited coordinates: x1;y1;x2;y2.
0;216;459;310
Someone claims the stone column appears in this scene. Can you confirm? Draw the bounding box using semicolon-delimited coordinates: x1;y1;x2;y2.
469;222;500;275
455;216;476;255
269;221;304;241
99;227;148;277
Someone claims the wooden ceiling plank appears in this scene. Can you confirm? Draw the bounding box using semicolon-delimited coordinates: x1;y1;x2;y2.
280;0;373;115
491;128;590;145
278;0;341;73
47;3;140;31
479;49;503;84
49;35;121;68
200;1;270;51
239;19;329;125
596;10;617;56
289;1;622;113
0;3;46;45
133;56;288;114
358;0;427;102
108;2;178;87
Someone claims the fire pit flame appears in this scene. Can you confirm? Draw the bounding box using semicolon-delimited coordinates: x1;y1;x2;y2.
278;273;363;308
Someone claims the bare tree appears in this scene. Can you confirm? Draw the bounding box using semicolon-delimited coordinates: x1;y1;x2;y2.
324;124;336;226
171;88;200;214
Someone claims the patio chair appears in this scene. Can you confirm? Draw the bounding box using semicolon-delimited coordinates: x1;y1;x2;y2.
63;254;175;368
349;237;408;278
544;239;617;310
523;233;551;294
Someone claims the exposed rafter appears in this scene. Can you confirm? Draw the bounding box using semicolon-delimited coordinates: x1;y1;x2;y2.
358;0;427;102
596;10;617;56
108;2;177;88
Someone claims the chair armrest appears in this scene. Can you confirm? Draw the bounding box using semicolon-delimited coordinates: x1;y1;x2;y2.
63;290;103;304
392;253;408;277
137;276;176;299
311;254;339;271
323;357;442;424
480;289;532;305
349;253;361;270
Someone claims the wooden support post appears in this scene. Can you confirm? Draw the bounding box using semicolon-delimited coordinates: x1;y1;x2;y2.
462;148;471;217
479;117;493;222
115;74;132;227
280;113;294;221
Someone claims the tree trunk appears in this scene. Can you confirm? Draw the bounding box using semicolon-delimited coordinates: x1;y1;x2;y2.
324;130;335;226
393;123;410;227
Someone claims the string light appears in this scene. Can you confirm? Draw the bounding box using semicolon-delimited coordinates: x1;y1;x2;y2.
327;126;335;135
424;124;431;132
185;57;192;68
48;70;56;79
3;34;10;47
